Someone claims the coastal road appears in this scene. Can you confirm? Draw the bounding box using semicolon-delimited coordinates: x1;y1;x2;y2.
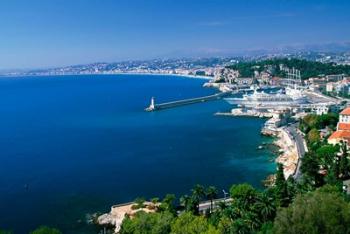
198;198;233;214
285;124;307;180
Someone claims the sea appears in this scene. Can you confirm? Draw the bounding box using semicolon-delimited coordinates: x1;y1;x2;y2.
0;74;276;233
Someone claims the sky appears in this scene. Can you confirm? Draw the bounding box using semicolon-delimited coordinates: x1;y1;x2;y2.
0;0;349;69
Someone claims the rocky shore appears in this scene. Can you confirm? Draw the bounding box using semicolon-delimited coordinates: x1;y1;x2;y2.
273;128;299;178
97;201;158;233
218;108;300;179
215;108;275;118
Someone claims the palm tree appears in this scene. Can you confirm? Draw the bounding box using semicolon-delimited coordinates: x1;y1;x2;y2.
134;197;145;209
243;211;261;232
150;197;159;210
191;184;205;214
180;195;191;211
206;186;218;213
255;192;276;222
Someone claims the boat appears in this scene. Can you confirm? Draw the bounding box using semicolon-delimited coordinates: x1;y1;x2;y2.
224;87;307;107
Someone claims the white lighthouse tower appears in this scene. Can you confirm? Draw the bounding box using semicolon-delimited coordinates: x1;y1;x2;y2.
146;97;156;111
150;97;155;110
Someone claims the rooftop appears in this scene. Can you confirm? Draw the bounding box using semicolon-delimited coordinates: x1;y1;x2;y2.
328;130;350;140
339;123;350;131
340;107;350;115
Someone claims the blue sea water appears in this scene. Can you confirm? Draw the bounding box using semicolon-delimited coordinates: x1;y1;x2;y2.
0;74;275;233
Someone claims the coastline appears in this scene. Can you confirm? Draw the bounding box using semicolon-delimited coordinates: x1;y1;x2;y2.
216;109;302;179
0;72;214;80
273;128;299;178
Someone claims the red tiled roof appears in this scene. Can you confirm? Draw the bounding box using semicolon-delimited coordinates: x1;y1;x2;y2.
338;123;350;131
328;130;350;140
340;107;350;115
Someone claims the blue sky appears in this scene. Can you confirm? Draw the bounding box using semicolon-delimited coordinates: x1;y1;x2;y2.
0;0;349;69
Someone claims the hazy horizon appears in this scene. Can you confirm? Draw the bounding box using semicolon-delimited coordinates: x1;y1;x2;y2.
1;0;350;69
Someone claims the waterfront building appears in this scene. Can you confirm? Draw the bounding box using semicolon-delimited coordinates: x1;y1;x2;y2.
326;74;345;82
328;107;350;145
307;77;327;91
259;71;272;84
236;77;254;86
314;105;330;115
270;77;281;86
326;82;335;92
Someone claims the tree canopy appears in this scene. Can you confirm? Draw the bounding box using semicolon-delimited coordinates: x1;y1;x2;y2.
30;226;62;234
274;187;350;234
120;211;174;234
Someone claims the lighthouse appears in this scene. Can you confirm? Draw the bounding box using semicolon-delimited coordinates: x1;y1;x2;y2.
145;97;156;111
150;97;155;110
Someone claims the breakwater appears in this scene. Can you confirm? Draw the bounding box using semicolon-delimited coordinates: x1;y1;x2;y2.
145;91;230;111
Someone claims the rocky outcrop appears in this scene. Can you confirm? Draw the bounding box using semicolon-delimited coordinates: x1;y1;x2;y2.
97;202;158;233
274;128;298;178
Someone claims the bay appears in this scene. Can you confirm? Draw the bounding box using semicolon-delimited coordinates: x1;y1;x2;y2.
0;74;275;233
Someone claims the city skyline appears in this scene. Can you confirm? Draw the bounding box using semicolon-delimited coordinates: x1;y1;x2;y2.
0;0;350;69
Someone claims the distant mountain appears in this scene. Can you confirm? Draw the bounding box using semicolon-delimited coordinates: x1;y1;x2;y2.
160;42;350;58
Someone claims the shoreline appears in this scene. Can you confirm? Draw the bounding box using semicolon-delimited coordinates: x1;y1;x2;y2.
273;127;299;178
216;109;301;178
0;72;214;80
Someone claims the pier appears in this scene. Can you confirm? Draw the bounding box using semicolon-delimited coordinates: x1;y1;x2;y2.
145;91;230;111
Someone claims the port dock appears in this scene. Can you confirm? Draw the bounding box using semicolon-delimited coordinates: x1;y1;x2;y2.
145;91;230;111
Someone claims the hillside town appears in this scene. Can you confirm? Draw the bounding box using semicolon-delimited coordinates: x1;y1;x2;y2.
2;51;350;77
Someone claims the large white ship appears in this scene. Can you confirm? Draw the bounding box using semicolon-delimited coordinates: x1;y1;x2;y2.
225;87;308;107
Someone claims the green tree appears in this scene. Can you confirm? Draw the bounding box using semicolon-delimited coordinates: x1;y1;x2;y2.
180;195;196;213
217;216;233;234
133;197;146;209
30;226;62;234
274;163;289;207
170;212;219;234
206;186;218;213
273;186;350;234
230;183;258;209
120;211;174;234
150;197;160;210
300;114;319;133
191;184;205;214
324;165;340;186
316;144;339;170
151;197;159;205
0;230;12;234
318;113;339;130
301;151;323;187
339;143;350;178
307;128;320;146
255;192;276;222
159;194;176;214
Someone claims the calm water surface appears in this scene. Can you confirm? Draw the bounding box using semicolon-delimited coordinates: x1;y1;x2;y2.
0;75;275;233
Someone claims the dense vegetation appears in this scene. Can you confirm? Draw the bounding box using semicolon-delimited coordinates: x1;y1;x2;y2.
0;226;62;234
299;113;350;187
226;58;350;79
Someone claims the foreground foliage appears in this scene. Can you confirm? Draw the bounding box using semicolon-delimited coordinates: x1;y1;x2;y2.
30;226;62;234
274;186;350;234
0;226;61;234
